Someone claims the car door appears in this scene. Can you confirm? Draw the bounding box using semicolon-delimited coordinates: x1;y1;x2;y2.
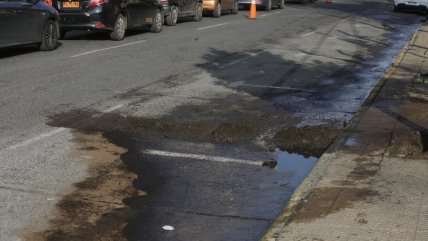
0;0;23;46
0;0;45;45
126;0;143;27
17;0;46;42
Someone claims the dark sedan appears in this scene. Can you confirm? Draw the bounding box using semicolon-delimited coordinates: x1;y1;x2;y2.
238;0;283;10
0;0;60;51
54;0;164;40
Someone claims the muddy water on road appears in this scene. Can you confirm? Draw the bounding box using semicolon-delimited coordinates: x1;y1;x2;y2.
26;103;331;241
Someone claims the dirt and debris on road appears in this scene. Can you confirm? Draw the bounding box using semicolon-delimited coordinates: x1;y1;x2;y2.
292;187;379;224
273;125;341;158
30;100;343;240
28;132;136;241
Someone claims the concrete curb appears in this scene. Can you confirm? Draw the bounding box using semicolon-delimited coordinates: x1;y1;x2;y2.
260;25;421;241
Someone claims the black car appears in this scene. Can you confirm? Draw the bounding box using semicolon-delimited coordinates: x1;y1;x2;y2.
238;0;283;10
54;0;164;40
0;0;60;51
159;0;202;26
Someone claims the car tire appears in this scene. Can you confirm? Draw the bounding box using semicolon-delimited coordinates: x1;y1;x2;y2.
264;0;271;11
393;5;399;12
278;0;284;8
232;0;239;14
39;20;59;51
194;3;203;21
60;30;68;40
150;9;163;33
166;6;178;26
213;2;222;17
110;13;127;41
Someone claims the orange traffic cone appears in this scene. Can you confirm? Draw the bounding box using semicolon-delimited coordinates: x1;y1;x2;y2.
248;0;257;19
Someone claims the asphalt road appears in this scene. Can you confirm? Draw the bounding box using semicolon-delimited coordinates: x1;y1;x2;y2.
0;0;423;240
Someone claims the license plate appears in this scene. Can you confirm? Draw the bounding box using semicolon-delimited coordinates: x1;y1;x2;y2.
63;1;80;8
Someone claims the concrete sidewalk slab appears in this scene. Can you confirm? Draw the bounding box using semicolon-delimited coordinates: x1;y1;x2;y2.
263;24;428;241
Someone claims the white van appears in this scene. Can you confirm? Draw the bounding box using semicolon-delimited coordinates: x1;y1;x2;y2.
394;0;428;13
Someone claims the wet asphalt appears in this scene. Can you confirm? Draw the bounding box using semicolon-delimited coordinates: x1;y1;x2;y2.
0;0;425;240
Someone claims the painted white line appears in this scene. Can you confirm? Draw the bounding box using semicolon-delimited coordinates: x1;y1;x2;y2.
229;82;315;92
197;23;229;31
70;40;146;58
1;101;130;153
142;149;264;166
222;53;258;67
5;127;67;151
260;13;272;17
102;102;128;113
300;31;316;38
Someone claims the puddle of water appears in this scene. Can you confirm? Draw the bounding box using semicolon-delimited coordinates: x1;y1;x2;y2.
345;137;358;147
268;151;318;188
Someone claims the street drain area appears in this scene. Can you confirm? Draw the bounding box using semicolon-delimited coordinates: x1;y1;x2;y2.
30;109;341;241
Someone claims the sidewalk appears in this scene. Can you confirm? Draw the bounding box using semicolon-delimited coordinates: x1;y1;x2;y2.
263;24;428;241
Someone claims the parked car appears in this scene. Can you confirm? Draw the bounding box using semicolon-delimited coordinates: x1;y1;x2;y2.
0;0;60;51
393;0;428;13
203;0;238;17
159;0;202;26
53;0;164;40
238;0;283;11
284;0;315;3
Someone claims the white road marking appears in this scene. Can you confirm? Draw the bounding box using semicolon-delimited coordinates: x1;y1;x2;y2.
229;82;316;92
5;127;67;151
1;101;130;153
102;102;128;113
142;149;265;166
300;31;316;38
197;23;229;31
222;53;258;67
260;13;272;17
70;40;146;58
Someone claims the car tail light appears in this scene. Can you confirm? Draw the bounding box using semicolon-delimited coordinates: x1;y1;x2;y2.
95;22;106;28
44;0;53;6
160;0;168;7
87;0;108;8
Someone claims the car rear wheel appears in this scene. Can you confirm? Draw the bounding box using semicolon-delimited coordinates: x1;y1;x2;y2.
194;3;203;21
60;30;68;40
110;14;127;41
264;0;271;11
166;6;178;26
150;9;163;33
232;0;239;14
39;20;59;51
278;0;284;9
213;2;222;17
393;5;399;12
